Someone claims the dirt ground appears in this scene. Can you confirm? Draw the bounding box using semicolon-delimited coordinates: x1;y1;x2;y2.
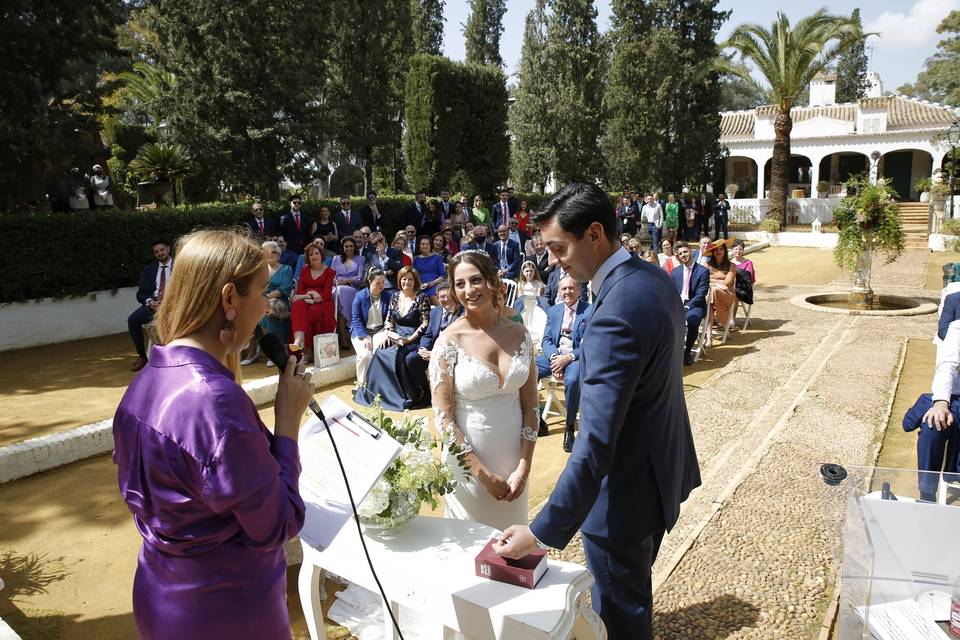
0;246;935;639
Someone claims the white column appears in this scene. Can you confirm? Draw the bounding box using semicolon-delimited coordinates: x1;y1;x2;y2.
809;158;821;198
756;158;767;200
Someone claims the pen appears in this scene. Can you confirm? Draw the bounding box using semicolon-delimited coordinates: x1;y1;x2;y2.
348;412;382;439
332;416;361;437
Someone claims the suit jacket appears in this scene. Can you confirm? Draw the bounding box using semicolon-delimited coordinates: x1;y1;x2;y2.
245;215;275;239
278;210;312;253
438;200;456;223
333;209;363;237
367;248;404;288
359;205;382;232
531;254;701;546
714;199;730;216
404;202;427;232
136;262;170;305
531;251;550;283
541;265;589;308
420;305;462;351
541;299;589;361
491;201;515;229
694;197;711;218
670;262;710;311
350;288;393;339
491;238;522;280
940;292;960;340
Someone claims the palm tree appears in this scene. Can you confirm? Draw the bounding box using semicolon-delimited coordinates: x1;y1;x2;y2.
722;10;864;225
117;61;176;135
129;142;193;205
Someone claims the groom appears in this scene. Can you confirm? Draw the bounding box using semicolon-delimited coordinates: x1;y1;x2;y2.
495;182;701;639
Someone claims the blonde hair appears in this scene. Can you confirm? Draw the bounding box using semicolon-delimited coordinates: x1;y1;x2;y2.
155;228;265;377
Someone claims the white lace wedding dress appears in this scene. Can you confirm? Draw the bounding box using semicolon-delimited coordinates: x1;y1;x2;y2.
429;332;535;531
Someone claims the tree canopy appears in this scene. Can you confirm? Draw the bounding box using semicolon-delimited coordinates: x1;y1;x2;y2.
464;0;507;67
898;10;960;106
834;9;870;103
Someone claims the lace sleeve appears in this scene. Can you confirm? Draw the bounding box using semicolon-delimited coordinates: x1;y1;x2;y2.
519;331;540;442
428;337;473;453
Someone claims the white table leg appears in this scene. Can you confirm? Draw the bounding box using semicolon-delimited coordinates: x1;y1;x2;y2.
382;598;401;640
572;591;606;640
299;560;325;640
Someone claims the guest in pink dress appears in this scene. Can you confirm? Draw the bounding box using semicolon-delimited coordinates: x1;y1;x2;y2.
113;229;316;640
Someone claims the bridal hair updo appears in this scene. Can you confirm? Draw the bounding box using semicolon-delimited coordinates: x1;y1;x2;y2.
446;250;501;310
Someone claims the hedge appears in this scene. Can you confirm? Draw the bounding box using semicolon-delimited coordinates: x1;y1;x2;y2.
1;193;551;303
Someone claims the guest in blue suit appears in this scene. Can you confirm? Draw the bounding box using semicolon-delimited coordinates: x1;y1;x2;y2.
496;182;701;640
366;232;404;290
671;241;711;366
461;225;496;255
939;291;960;340
491;224;522;280
349;269;393;386
540;263;588;310
405;281;462;398
535;276;589;452
127;241;173;372
491;189;515;229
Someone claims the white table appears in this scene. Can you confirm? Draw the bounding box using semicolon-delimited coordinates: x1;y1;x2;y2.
299;515;605;639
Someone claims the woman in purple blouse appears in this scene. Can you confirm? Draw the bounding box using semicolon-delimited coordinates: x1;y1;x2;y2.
113;229;316;639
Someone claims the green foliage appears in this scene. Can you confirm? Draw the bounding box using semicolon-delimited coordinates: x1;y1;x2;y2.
0;192;550;303
834;9;870;103
604;0;729;191
719;64;766;111
897;11;960;106
759;218;781;234
464;0;506;67
0;0;125;209
511;0;605;188
942;218;960;237
147;0;331;199
411;0;446;54
914;176;933;193
833;177;905;271
403;55;509;196
129;142;193;183
116;61;177;133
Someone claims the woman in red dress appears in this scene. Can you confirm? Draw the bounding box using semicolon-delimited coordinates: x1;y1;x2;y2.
291;244;336;357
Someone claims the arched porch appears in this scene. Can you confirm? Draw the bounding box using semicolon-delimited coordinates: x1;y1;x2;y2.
878;149;933;201
816;152;869;196
720;156;759;198
763;154;814;197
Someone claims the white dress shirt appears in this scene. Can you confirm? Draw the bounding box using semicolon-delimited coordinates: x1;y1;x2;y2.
150;260;173;302
933;320;960;401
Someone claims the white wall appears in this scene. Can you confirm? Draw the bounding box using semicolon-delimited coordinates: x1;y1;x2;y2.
0;287;137;352
726;197;841;224
732;230;838;249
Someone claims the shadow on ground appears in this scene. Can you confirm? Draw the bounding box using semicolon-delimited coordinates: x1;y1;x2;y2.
655;594;761;639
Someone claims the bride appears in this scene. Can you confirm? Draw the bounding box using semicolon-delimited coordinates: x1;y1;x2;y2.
429;250;539;531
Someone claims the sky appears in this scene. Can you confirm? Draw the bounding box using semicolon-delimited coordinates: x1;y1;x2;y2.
441;0;957;92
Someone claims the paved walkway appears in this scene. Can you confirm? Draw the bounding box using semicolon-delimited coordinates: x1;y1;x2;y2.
0;247;942;639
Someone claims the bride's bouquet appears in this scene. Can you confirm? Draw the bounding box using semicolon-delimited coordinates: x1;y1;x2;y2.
356;398;471;532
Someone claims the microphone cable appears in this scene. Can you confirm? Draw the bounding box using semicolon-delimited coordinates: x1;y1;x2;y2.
259;334;405;639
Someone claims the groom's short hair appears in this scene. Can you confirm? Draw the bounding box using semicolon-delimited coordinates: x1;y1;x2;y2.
533;182;616;240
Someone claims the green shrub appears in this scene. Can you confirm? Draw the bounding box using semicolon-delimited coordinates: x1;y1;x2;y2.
0;192;551;303
942;218;960;237
759;218;781;234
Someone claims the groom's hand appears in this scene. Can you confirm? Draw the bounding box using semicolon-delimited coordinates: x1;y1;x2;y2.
495;525;538;559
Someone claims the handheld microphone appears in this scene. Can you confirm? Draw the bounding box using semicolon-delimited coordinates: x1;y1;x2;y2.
258;333;326;422
257;332;405;639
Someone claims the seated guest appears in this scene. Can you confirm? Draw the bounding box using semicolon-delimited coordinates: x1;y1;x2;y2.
367;232;403;290
507;217;527;249
128;240;173;372
258;240;294;353
541;263;588;310
443;227;460;257
332;237;366;349
671;241;710;365
354;267;431;410
393;231;414;267
941;292;960;341
406;281;462;399
462;224;496;254
350;269;393;387
530;236;550;282
492;224;522;280
277;235;299;272
518;261;545;327
404;225;419;255
292;238;333;292
413;235;446;303
903;320;960;501
432;232;451;263
705;239;737;346
692;235;711;266
356;227;375;262
627;236;641;256
524;225;540;256
730;239;755;284
641;250;659;265
535;276;589;453
659;238;679;274
291;243;336;359
113;229;314;640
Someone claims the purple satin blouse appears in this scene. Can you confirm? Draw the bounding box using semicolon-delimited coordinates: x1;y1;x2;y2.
113;344;305;639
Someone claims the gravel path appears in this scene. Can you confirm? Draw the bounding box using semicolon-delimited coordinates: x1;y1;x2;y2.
536;251;937;639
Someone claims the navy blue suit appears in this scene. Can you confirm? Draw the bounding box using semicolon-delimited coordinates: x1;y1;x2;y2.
939;292;960;340
404;202;427;232
491;238;522;280
492;200;515;229
536;300;589;431
406;305;461;400
350;288;393;339
128;261;172;359
334;208;363;238
670;262;710;356
278;210;312;253
902;393;960;500
244;215;275;239
530;253;701;639
367;248;404;288
540;265;588;310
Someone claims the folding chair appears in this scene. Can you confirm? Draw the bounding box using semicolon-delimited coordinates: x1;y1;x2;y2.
501;278;519;308
740;303;753;331
541;376;566;421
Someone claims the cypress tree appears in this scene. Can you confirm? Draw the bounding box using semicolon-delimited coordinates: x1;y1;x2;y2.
510;5;554;192
834;8;870;103
464;0;506;67
411;0;445;55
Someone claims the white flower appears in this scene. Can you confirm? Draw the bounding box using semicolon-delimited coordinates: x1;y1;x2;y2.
358;477;392;517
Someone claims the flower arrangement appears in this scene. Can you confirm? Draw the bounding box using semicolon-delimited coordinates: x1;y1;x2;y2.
356;398;471;532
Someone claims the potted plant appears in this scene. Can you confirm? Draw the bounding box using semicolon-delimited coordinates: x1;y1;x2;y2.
725;183;739;199
915;176;933;203
816;180;831;198
833;176;904;309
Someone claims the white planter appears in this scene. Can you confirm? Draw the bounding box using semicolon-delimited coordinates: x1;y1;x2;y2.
920;191;931;203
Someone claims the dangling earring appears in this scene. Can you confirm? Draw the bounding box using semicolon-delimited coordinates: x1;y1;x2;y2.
219;308;237;345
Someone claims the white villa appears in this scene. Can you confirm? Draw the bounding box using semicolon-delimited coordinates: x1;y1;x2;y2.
719;73;960;223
